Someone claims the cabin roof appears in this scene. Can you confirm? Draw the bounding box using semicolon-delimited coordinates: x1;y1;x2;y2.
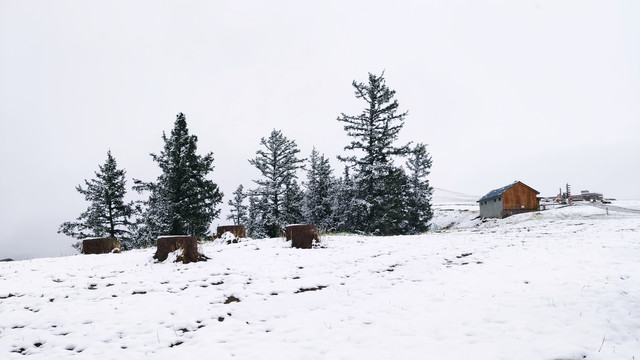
477;181;540;203
477;182;518;203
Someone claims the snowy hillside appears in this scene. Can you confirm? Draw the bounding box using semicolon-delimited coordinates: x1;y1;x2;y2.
431;188;480;230
432;187;480;205
1;202;639;359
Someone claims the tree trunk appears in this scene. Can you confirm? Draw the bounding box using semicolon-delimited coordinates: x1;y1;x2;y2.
154;236;200;264
82;237;120;254
216;225;247;239
286;224;319;249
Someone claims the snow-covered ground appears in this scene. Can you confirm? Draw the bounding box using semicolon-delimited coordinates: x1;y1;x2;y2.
1;196;639;359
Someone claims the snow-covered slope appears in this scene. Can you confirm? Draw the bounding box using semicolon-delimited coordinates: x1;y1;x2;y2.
431;188;480;230
1;204;639;359
432;187;479;206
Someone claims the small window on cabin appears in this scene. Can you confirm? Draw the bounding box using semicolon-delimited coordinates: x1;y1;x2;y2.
494;199;496;202
498;197;501;201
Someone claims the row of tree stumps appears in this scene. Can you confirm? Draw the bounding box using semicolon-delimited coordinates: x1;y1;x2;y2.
81;224;319;263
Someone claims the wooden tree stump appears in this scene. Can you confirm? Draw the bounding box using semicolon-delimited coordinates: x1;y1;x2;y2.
82;237;120;254
154;236;200;264
286;225;319;249
216;225;246;239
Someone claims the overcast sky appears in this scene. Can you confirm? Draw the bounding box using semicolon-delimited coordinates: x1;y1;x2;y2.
1;1;639;260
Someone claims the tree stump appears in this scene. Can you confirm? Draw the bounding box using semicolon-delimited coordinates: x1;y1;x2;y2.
154;236;200;264
216;225;246;239
82;237;120;254
286;225;319;249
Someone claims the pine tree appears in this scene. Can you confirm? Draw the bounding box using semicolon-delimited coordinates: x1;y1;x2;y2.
227;185;248;225
331;166;355;232
132;113;223;243
246;191;268;238
337;72;411;235
58;151;133;250
337;71;410;168
405;143;433;233
282;179;304;226
367;166;409;235
127;202;156;249
248;129;305;238
302;148;335;232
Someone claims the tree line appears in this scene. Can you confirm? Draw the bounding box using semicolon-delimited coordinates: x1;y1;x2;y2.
59;72;433;250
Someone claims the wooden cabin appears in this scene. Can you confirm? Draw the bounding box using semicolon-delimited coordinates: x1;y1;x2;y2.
477;181;540;218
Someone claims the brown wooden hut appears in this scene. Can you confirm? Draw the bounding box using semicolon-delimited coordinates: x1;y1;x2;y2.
477;181;540;218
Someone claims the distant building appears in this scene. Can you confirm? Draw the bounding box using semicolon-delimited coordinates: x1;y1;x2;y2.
477;181;540;218
577;190;603;202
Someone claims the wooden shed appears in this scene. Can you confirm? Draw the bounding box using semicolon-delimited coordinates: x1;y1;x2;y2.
477;181;540;218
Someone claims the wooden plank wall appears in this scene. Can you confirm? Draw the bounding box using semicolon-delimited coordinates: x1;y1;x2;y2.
503;182;539;211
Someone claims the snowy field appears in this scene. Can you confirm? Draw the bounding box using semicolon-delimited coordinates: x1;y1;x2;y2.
1;198;639;359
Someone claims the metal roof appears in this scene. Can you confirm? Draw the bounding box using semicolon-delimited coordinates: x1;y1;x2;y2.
477;181;519;203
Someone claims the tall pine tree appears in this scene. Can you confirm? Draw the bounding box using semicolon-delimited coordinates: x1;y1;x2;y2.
302;148;335;232
132;113;223;243
248;129;304;238
59;151;133;250
337;72;411;235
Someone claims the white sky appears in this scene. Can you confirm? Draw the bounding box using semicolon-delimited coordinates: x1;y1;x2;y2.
1;1;639;260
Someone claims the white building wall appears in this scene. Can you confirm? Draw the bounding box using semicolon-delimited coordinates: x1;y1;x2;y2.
479;198;503;218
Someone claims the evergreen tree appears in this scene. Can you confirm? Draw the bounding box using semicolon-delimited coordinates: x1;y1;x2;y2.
132;113;223;244
404;143;433;234
337;72;411;235
282;179;304;226
248;129;305;238
337;71;410;168
127;202;156;249
58;151;133;250
302;148;335;232
366;166;409;235
332;166;372;234
227;184;248;225
331;166;354;232
246;191;268;238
